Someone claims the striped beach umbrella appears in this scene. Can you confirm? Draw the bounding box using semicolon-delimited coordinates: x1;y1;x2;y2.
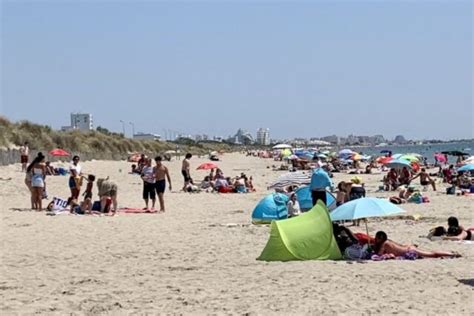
268;171;312;190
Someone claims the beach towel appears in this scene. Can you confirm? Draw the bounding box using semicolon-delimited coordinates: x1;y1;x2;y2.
117;208;158;214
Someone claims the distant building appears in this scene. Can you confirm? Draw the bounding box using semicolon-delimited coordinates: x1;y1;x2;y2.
61;113;93;131
321;135;340;145
393;135;407;144
231;128;254;145
133;133;161;141
256;128;270;145
71;113;93;131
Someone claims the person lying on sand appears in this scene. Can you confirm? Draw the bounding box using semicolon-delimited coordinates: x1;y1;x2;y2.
374;231;460;259
443;217;474;241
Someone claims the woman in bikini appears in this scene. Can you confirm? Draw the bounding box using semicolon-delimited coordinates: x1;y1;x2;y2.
443;217;474;241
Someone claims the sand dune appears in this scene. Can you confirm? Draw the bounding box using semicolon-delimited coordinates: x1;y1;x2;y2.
1;153;473;314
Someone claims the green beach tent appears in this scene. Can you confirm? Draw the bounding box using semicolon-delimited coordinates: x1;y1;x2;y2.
257;201;342;261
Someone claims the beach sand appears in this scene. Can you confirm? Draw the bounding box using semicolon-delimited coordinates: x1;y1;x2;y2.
1;153;473;314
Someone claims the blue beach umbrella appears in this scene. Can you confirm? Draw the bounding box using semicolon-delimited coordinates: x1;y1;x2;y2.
385;159;412;170
330;197;405;222
458;164;474;172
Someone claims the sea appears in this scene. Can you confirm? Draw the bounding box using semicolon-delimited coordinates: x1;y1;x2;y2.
344;141;474;164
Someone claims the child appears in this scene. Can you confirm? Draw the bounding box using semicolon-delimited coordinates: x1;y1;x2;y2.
336;181;347;206
82;174;96;200
287;193;301;217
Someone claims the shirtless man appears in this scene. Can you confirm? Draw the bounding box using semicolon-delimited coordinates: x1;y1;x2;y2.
155;156;172;213
410;168;436;191
20;142;29;172
181;153;192;191
374;231;459;258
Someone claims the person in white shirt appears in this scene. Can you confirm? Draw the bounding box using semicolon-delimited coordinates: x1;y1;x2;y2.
287;193;301;218
141;158;156;210
69;155;82;200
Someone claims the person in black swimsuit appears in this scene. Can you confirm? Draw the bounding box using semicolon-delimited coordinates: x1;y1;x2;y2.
443;216;474;241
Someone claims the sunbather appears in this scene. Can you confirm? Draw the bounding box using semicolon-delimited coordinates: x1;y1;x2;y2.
374;231;460;258
443;217;474;241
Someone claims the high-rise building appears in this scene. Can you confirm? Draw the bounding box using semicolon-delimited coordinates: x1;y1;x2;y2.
70;113;93;131
256;128;270;145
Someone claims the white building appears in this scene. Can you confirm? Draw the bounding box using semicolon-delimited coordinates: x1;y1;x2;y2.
71;113;93;130
256;128;270;145
133;133;161;141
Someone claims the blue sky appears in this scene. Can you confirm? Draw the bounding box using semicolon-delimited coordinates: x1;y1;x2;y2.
1;1;472;140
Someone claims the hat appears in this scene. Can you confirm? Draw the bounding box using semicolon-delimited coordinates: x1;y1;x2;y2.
351;176;362;184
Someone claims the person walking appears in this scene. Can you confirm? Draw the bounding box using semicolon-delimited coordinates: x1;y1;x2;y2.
155;156;172;213
310;167;333;206
19;142;29;172
141;158;156;210
181;153;192;191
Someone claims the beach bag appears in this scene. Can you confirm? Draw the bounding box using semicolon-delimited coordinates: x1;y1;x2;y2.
344;244;369;260
446;187;455;195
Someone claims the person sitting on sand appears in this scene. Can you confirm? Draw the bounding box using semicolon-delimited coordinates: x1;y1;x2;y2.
443;217;474;241
373;231;460;259
45;161;57;176
332;223;359;253
245;176;256;192
385;168;399;191
410;168;436;191
399;167;411;186
287;193;301;217
398;186;415;201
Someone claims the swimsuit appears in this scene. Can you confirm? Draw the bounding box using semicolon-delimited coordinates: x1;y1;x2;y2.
155;179;166;194
31;168;44;188
182;170;191;182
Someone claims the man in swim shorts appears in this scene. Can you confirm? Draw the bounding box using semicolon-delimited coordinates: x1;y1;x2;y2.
410;168;436;191
155;156;172;213
181;153;192;191
374;231;459;258
20;142;29;172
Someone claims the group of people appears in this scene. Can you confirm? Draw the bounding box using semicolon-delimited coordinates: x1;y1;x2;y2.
199;168;255;193
384;167;436;191
23;151;118;214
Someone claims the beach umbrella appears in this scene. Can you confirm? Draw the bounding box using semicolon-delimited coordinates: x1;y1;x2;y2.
49;149;70;157
391;153;403;160
196;162;218;170
441;151;469;157
399;155;419;162
434;153;447;163
352;153;362;161
321;150;330;155
462;156;474;164
380;150;392;154
330;197;406;246
457;164;474;172
317;153;328;159
287;154;299;160
385;159;413;170
339;149;353;156
273;144;292;150
268;171;311;190
376;156;393;164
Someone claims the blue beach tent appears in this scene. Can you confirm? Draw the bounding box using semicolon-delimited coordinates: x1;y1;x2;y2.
252;193;290;224
295;186;337;211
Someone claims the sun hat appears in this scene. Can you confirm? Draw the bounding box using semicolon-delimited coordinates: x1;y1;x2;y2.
351;176;362;184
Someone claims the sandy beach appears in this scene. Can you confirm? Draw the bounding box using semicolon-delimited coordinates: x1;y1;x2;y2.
1;153;473;314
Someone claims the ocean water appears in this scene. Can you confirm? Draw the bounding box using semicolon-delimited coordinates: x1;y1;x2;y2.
345;141;474;163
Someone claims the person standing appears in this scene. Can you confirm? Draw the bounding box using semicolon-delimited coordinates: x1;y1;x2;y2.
310;167;333;206
27;153;46;211
69;155;82;200
181;153;192;191
141;158;156;210
19;142;29;172
155;156;172;213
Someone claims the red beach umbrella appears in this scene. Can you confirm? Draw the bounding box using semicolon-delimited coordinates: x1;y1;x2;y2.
49;148;70;157
196;162;218;170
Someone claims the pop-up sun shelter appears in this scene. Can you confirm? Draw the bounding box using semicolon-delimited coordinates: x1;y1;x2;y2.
257;202;342;261
252;193;289;224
